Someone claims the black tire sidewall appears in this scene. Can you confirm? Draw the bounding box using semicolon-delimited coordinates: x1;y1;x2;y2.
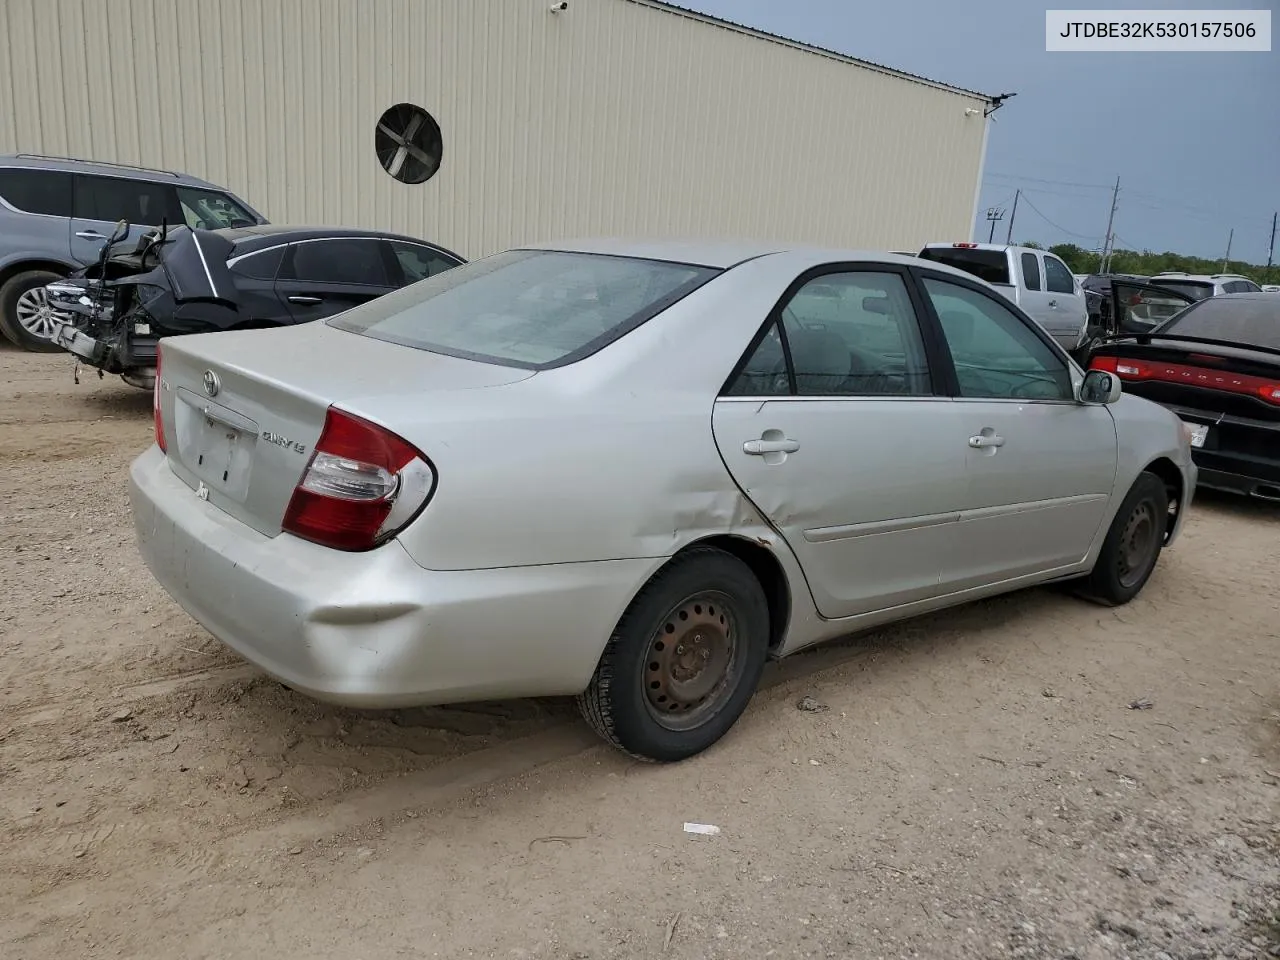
1088;472;1170;604
0;270;66;352
598;550;770;762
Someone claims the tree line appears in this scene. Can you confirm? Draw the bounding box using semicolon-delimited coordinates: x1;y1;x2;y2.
1022;242;1280;286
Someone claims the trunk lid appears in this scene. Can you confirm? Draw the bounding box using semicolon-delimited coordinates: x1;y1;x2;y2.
157;322;534;536
1091;337;1280;422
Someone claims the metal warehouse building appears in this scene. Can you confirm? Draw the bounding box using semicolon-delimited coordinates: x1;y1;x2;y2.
0;0;994;259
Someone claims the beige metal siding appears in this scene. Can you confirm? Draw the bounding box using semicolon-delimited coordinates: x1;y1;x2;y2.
1;0;988;259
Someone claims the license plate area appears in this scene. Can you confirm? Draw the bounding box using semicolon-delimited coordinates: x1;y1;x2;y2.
175;388;259;502
1184;421;1210;449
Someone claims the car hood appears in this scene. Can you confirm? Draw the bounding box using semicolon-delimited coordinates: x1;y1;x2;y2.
156;227;236;302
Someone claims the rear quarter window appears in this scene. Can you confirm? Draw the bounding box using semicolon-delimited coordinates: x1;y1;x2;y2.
917;247;1011;285
0;168;74;217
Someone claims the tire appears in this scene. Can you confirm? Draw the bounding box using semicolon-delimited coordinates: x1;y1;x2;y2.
0;270;67;352
577;547;770;762
1080;471;1170;606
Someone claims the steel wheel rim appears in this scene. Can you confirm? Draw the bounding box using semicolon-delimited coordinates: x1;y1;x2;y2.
642;591;740;732
1116;500;1157;589
14;287;64;340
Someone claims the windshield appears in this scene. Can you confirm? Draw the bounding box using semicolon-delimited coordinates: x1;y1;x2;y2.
328;249;719;368
1156;297;1280;350
917;248;1010;285
176;187;258;230
1149;279;1214;301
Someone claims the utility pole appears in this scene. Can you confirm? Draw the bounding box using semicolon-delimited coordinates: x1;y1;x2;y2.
985;206;1005;243
1267;212;1277;269
1005;189;1020;244
1099;176;1120;274
1221;228;1233;273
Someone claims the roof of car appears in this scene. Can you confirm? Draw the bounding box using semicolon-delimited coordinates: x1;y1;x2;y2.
518;238;986;275
1152;272;1253;283
1209;292;1279;303
0;152;222;188
215;225;463;259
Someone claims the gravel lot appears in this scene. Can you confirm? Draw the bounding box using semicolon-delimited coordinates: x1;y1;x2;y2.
2;344;1278;960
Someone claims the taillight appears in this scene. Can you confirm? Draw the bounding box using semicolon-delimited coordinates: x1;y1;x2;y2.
153;345;166;452
282;407;436;552
1090;353;1280;405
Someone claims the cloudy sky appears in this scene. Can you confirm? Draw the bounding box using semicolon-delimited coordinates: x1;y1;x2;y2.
683;0;1279;263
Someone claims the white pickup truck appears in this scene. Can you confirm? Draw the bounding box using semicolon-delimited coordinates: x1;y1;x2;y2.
918;242;1091;356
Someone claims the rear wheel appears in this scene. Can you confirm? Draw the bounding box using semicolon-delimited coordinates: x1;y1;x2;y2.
0;270;67;352
577;548;770;762
1080;471;1169;605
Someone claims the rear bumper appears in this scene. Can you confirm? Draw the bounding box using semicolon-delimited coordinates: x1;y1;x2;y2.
129;446;658;707
1166;403;1280;498
1194;467;1280;501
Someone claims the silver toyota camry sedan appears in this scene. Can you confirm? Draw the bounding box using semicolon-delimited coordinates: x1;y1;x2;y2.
130;240;1197;761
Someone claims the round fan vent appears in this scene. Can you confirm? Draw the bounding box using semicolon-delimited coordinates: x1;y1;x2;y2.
375;103;443;185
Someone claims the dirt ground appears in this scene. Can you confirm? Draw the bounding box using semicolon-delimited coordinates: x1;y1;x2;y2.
2;344;1278;960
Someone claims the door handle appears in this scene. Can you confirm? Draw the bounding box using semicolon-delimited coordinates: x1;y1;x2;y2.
76;230;105;240
287;296;323;305
968;434;1005;449
1048;299;1058;308
743;438;800;455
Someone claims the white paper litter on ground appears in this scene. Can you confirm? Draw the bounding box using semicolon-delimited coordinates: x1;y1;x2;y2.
683;822;721;836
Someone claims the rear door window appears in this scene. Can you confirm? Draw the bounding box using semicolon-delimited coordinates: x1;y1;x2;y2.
282;239;390;286
0;168;74;217
1043;256;1075;294
774;271;933;396
73;174;180;225
917;247;1010;285
1020;253;1042;291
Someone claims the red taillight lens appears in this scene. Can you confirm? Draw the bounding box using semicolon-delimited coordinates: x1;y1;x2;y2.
282;408;435;552
153;345;166;452
1091;353;1280;405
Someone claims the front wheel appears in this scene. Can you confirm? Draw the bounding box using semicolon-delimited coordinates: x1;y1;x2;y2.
577;548;770;762
1080;471;1170;605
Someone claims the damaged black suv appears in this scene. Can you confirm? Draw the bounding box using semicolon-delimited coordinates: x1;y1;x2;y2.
48;223;465;389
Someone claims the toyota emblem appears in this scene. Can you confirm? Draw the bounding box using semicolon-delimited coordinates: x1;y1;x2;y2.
202;369;221;397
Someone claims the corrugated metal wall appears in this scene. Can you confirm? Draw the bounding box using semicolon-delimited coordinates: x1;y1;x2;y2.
0;0;988;259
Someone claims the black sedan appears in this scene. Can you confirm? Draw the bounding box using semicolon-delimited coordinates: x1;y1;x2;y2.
1088;285;1280;501
47;224;465;388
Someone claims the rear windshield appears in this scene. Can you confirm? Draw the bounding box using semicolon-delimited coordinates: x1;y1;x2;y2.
917;247;1010;285
1157;297;1280;350
1149;279;1214;301
328;250;718;368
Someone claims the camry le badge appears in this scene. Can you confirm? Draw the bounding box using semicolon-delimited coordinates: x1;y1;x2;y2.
202;369;221;397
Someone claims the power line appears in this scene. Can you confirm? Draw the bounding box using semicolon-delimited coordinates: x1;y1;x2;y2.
1015;192;1100;242
984;171;1112;190
985;173;1269;231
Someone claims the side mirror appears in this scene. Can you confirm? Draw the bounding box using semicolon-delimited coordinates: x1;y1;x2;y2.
1079;369;1122;405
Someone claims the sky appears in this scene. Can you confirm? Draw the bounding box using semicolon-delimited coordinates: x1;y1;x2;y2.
683;0;1279;263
